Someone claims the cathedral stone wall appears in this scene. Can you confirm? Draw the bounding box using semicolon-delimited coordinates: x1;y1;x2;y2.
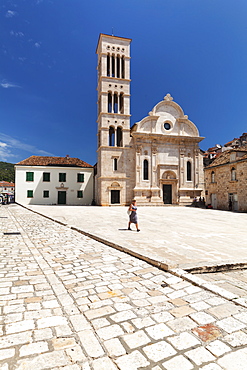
96;34;204;206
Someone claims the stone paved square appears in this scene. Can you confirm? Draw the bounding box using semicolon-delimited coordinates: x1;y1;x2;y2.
1;204;247;370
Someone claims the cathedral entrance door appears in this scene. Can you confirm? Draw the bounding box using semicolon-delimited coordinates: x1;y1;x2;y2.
111;190;120;204
163;184;172;204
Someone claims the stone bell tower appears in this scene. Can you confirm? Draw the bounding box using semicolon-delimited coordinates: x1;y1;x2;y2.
95;34;133;206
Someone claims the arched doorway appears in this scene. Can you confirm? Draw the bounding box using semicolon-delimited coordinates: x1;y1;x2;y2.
161;171;178;205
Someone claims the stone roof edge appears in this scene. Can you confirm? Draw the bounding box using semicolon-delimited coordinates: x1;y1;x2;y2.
205;152;247;170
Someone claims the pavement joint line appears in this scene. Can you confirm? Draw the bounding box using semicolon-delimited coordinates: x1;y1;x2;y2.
14;203;247;310
183;261;247;274
5;206;105;360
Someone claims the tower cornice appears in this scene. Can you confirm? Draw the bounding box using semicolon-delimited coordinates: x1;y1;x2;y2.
96;33;132;54
97;112;131;121
97;76;131;83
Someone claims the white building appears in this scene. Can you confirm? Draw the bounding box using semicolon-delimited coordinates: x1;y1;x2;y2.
15;156;94;205
95;33;204;206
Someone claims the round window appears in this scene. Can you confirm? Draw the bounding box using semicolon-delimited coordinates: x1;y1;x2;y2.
164;122;171;130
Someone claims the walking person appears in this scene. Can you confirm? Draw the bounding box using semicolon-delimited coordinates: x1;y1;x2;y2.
128;199;140;232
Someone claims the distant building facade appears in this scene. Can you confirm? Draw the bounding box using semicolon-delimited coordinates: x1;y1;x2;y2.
15;156;94;205
204;148;247;212
95;33;205;206
0;181;15;194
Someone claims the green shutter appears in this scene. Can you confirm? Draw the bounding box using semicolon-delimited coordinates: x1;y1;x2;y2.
26;172;34;181
43;172;50;182
77;173;84;182
59;173;66;182
43;190;49;198
77;190;83;198
27;190;33;198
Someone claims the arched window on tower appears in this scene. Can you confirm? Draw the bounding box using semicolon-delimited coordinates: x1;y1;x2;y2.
116;127;122;147
119;93;124;114
111;55;115;77
143;159;149;180
187;161;192;181
116;55;120;78
108;92;112;113
107;54;110;77
109;126;115;147
121;56;125;78
114;93;118;113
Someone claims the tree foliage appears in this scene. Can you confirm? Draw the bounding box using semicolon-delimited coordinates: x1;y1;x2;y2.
0;162;15;183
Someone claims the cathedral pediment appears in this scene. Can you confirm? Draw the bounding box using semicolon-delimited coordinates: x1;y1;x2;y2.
132;94;201;139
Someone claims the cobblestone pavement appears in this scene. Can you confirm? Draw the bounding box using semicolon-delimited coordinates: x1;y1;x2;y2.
195;270;247;303
1;204;247;370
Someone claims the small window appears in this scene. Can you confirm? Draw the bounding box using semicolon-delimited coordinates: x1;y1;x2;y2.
187;161;192;181
108;92;112;113
116;55;120;78
109;126;115;146
111;55;115;77
107;53;110;76
211;171;215;183
114;92;118;113
26;172;34;182
114;158;118;171
143;159;149;180
27;190;33;198
121;56;125;78
77;173;84;182
164;122;171;130
231;167;236;181
119;93;124;114
43;172;50;182
59;173;66;182
43;190;49;198
77;190;83;198
116;127;122;147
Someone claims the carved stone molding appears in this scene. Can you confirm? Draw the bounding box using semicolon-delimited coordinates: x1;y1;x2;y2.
164;93;173;101
136;145;142;154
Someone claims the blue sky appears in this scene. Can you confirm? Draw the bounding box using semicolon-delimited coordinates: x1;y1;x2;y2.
1;0;247;165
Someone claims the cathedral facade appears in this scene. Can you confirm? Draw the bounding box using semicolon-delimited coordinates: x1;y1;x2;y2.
95;34;204;206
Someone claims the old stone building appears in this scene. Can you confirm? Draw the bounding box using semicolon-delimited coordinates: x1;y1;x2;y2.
95;34;204;206
205;148;247;212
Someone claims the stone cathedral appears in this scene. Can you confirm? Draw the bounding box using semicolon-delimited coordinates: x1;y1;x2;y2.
95;34;204;206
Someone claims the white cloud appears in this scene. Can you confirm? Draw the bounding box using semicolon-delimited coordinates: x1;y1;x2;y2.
34;42;41;48
0;142;8;149
10;30;24;37
0;133;53;161
1;80;20;89
0;142;16;162
6;10;17;18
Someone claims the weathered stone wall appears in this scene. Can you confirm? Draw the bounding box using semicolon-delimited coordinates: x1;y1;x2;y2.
205;160;247;212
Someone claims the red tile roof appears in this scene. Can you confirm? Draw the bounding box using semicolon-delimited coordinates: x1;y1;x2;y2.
0;181;15;187
16;156;93;168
